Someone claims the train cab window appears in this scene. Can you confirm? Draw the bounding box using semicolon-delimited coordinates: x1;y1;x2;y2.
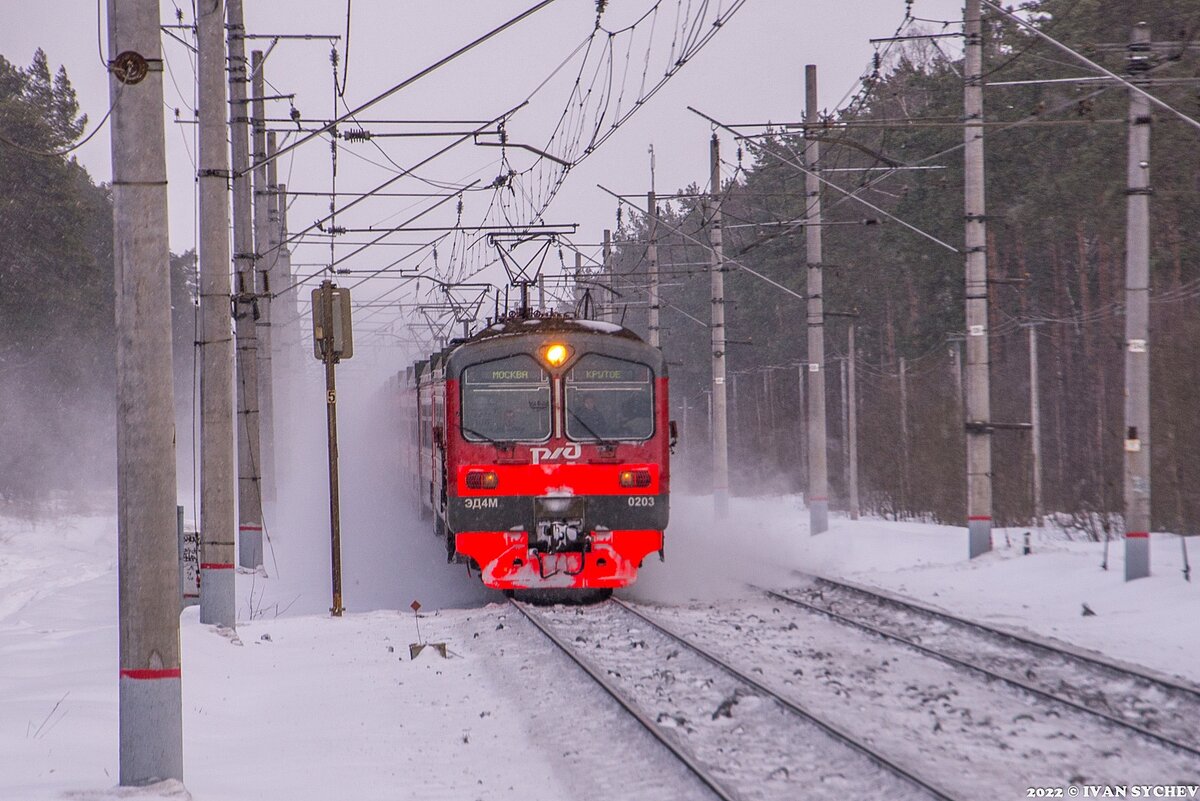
461;355;551;442
565;354;654;442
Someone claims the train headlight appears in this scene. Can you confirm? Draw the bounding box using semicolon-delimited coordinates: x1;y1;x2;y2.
619;469;652;488
543;343;569;367
465;470;499;490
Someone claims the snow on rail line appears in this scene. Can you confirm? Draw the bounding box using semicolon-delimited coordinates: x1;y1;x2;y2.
639;594;1200;798
770;576;1200;759
514;598;955;801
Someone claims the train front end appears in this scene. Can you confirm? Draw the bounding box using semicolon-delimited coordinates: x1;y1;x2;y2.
442;319;670;592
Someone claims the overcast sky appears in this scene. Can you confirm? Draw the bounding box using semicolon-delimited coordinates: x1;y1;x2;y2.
1;1;965;346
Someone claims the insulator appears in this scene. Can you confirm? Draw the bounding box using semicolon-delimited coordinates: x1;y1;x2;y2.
342;128;372;142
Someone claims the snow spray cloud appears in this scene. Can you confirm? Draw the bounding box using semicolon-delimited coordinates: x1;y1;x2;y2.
257;337;497;619
624;494;809;605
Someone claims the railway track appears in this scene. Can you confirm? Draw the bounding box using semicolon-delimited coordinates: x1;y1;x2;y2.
512;597;959;801
768;575;1200;761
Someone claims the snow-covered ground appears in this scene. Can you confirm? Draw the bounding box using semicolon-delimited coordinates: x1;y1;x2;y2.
633;496;1200;686
2;494;1197;799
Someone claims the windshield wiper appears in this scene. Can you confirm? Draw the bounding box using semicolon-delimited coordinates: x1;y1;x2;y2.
460;425;508;447
566;409;617;449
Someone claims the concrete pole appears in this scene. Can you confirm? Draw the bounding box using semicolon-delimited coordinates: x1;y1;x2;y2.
602;228;613;323
950;339;964;416
275;180;295;480
708;134;730;518
899;356;910;511
232;37;264;569
730;373;739;470
804;64;829;534
1124;22;1152;580
1028;325;1044;527
107;0;183;782
797;364;807;490
647;190;660;348
538;273;546;311
847;322;860;519
964;0;994;557
760;370;770;484
197;0;236;628
256;129;278;504
574;252;583;314
840;357;849;510
277;183;299;369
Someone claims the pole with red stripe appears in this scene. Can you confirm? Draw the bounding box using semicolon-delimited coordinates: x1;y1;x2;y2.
109;0;184;782
198;0;236;627
1123;23;1152;581
964;0;994;558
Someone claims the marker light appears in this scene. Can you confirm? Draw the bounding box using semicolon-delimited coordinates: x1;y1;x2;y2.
619;469;652;488
465;470;499;489
543;343;569;367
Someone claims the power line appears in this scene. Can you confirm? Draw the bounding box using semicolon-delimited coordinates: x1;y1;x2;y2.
249;0;561;174
981;0;1200;135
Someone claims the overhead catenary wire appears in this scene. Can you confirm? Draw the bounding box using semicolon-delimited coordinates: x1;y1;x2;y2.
248;0;562;174
980;0;1200;135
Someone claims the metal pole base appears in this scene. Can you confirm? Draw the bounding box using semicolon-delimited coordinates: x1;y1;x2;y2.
1125;534;1150;581
239;526;263;569
119;674;183;785
968;519;992;558
199;566;236;627
810;500;829;534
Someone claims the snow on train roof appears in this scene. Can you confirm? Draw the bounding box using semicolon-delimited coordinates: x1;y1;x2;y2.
468;315;636;342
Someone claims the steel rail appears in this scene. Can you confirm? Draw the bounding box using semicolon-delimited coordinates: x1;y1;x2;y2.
610;598;959;801
765;578;1200;761
813;575;1200;700
510;600;742;801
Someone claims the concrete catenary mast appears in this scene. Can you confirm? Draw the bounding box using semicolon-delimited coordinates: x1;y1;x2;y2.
232;41;265;569
108;0;183;782
1123;22;1153;580
964;0;994;558
708;134;730;518
803;64;829;534
198;0;236;627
